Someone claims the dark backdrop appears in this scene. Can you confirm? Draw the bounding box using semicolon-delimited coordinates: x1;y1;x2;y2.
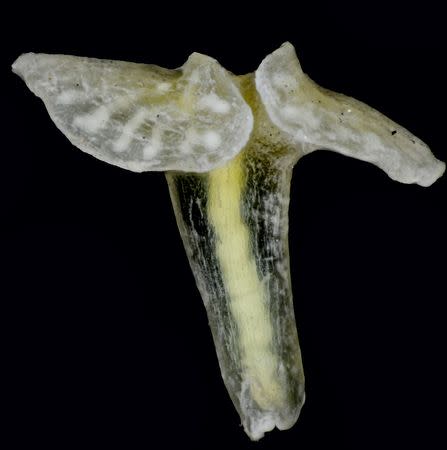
3;2;446;449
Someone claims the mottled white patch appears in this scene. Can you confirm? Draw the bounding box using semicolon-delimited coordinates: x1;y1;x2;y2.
157;82;172;93
247;413;277;441
198;93;231;114
57;90;79;104
281;105;301;121
178;140;191;154
113;109;148;153
187;69;201;84
364;132;385;151
272;72;299;90
73;105;110;133
143;126;162;159
201;130;221;150
282;104;320;130
178;128;198;154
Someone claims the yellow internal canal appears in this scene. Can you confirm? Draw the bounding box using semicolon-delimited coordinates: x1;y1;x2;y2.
207;152;285;409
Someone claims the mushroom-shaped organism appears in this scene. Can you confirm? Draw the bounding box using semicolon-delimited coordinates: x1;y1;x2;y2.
12;42;445;441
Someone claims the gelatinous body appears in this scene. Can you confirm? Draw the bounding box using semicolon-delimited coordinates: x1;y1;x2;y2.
12;43;445;441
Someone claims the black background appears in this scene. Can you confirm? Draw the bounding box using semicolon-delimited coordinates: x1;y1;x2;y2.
3;2;446;449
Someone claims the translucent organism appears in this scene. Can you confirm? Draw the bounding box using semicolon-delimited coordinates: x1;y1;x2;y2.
12;42;445;440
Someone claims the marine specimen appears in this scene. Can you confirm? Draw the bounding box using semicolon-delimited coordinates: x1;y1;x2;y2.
12;43;445;440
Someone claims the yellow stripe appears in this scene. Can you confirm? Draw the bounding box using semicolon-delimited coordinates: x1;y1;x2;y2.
207;153;284;409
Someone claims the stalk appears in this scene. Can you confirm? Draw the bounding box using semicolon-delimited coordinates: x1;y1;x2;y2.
166;141;304;440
